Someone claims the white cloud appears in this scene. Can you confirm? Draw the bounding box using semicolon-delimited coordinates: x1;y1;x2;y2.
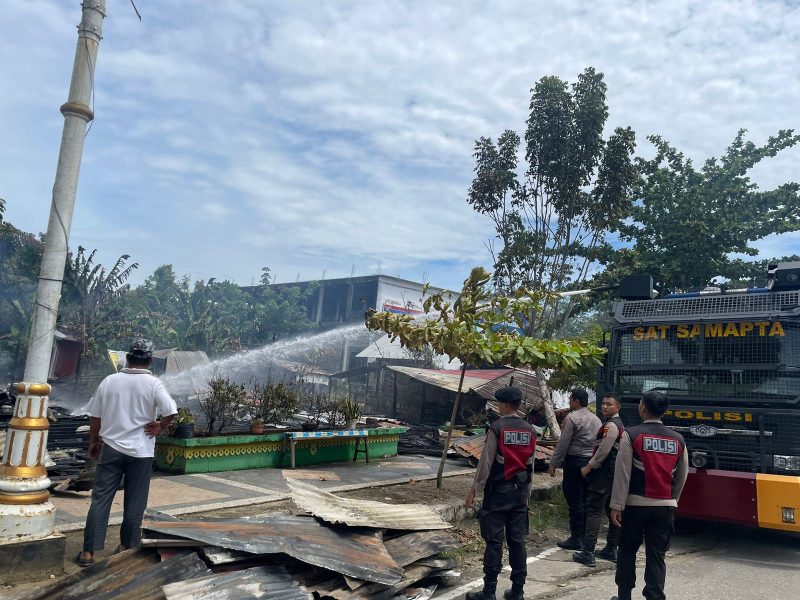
0;0;798;291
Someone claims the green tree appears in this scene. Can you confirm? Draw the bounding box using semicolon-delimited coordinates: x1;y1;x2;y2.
366;267;606;486
468;67;637;336
721;255;800;289
246;282;318;346
616;130;800;293
60;247;138;373
121;265;317;355
0;200;43;377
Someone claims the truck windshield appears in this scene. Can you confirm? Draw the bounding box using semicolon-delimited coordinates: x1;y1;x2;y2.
611;320;800;401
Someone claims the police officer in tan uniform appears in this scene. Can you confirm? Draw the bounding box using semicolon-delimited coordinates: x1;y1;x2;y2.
573;393;624;566
549;388;602;550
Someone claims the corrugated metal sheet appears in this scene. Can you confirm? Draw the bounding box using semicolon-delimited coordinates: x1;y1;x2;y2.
286;478;451;530
142;514;404;585
332;562;439;600
201;546;253;566
338;530;459;593
386;366;512;393
474;368;546;407
161;565;311;600
383;531;460;566
165;350;211;376
452;433;554;463
17;550;210;600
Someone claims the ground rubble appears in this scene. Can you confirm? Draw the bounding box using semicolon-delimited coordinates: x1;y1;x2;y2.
18;480;467;600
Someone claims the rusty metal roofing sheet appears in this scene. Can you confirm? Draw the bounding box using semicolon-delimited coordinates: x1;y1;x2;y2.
341;531;460;593
383;531;460;566
385;366;512;392
332;562;439;600
286;478;451;530
474;368;546;405
18;550;210;600
452;433;554;463
161;565;311;600
201;546;254;566
142;514;404;585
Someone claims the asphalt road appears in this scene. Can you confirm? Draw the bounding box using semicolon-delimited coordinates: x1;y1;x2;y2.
563;523;800;600
439;522;800;600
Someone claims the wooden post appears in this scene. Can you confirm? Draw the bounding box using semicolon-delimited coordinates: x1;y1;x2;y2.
436;364;467;488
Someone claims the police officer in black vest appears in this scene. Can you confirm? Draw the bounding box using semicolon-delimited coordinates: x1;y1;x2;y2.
573;392;624;566
465;386;536;600
609;391;688;600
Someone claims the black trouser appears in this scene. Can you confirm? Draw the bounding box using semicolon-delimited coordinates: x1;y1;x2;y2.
583;468;619;553
615;505;675;600
562;454;590;540
83;444;153;553
478;482;529;589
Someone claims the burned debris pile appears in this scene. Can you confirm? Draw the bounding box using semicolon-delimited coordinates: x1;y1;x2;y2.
396;425;444;457
22;482;461;600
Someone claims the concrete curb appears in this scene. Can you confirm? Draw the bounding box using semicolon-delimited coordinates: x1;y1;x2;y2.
531;476;563;502
433;502;476;523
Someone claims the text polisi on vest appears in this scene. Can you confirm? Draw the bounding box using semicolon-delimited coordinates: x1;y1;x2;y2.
503;430;531;446
642;436;679;455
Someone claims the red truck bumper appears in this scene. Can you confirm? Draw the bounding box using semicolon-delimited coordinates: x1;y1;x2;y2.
677;468;800;532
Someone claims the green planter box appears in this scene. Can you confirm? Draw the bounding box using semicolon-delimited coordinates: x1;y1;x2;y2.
154;427;406;474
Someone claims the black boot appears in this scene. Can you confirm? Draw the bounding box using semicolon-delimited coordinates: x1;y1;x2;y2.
596;545;617;562
466;578;497;600
572;550;596;567
556;537;582;550
503;585;525;599
466;589;496;600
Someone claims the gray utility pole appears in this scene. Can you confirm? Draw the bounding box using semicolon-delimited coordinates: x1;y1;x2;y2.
24;0;106;383
0;1;107;552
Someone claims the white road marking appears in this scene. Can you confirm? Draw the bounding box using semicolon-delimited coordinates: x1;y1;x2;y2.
434;546;562;599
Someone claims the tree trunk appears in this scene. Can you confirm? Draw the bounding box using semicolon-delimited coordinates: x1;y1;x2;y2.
536;368;561;439
436;364;467;488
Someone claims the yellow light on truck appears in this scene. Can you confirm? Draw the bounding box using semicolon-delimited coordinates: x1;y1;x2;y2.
782;507;796;524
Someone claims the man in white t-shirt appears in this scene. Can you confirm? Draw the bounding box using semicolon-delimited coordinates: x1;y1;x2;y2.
77;339;177;567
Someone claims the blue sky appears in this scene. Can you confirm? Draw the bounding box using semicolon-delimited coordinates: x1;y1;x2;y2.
1;0;798;292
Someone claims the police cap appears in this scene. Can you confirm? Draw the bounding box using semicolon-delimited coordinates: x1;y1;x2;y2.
494;386;522;404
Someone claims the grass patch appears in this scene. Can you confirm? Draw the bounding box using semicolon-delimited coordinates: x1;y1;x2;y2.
529;493;569;532
441;527;484;560
441;539;484;560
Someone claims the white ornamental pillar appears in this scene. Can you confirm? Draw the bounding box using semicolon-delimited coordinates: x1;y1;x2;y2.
0;383;55;540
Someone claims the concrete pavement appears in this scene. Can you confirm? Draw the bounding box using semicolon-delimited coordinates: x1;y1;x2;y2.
50;454;477;532
435;522;800;599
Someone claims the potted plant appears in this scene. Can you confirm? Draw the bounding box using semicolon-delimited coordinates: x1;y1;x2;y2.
248;380;300;429
249;417;265;435
174;407;196;439
301;393;328;431
339;397;362;430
